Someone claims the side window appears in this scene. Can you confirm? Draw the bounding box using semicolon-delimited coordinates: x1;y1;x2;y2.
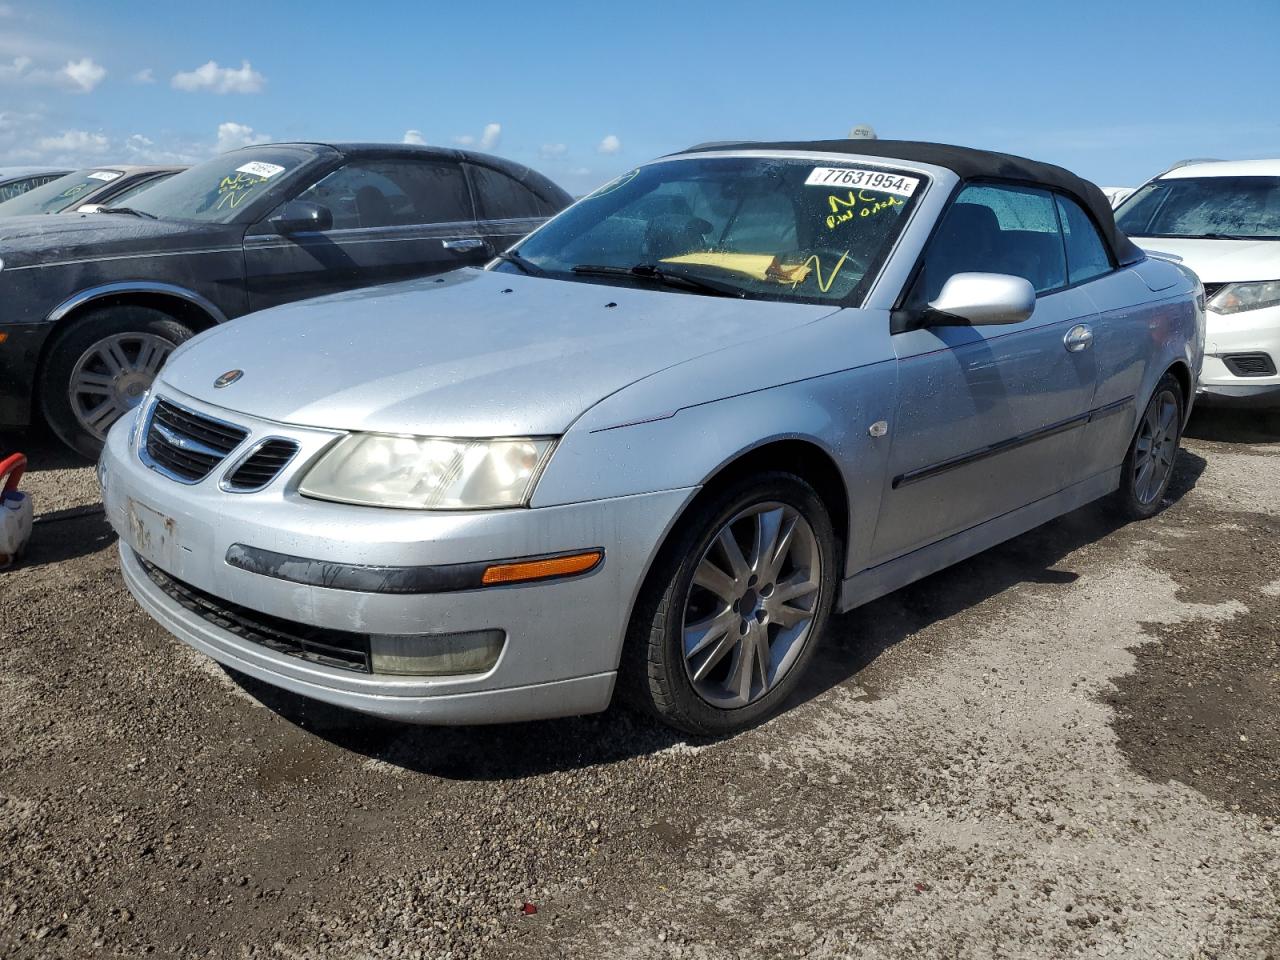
466;163;551;220
292;159;472;230
913;183;1066;304
1055;194;1113;284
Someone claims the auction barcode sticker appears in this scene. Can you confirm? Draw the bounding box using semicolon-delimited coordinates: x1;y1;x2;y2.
88;171;122;181
804;167;920;197
235;161;286;180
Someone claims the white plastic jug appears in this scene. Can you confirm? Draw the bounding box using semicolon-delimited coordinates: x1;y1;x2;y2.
0;454;31;569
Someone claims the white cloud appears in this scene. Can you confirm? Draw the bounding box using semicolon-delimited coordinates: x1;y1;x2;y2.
215;121;271;152
38;129;109;154
402;129;426;146
172;59;264;94
539;142;568;159
132;67;154;84
597;134;621;155
451;123;502;152
62;57;105;93
0;56;30;81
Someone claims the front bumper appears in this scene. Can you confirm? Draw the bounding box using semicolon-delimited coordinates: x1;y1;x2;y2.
101;389;695;724
1197;304;1280;409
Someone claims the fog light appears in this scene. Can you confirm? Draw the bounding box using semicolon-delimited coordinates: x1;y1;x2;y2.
369;629;505;676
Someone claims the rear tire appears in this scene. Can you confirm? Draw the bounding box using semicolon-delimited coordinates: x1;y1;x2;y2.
40;306;194;460
620;471;838;736
1111;372;1184;520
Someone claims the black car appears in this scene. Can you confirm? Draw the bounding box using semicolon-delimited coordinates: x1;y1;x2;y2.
0;142;571;457
0;167;72;204
0;165;185;217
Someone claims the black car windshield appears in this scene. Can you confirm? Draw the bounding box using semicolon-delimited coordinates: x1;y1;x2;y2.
506;156;927;305
1116;176;1280;240
122;147;316;223
0;169;123;216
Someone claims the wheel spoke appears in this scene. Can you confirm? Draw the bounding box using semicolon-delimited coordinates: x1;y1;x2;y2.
1135;459;1155;502
763;513;797;582
684;608;738;660
690;631;737;683
726;631;756;703
694;557;738;604
753;628;772;693
750;507;785;575
772;603;812;629
772;568;818;605
715;526;751;583
84;398;125;431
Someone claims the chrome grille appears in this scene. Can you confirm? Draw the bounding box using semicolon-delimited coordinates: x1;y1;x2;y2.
223;439;300;492
144;399;248;483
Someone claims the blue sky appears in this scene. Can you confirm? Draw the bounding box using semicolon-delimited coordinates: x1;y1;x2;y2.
2;0;1278;195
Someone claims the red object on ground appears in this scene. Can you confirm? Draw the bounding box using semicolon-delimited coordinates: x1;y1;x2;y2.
0;454;25;495
521;903;538;915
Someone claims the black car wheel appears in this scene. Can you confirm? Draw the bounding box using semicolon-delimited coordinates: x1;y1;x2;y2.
1112;372;1185;521
621;471;838;736
41;306;195;459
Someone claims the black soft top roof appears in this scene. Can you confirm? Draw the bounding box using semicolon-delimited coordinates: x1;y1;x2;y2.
680;138;1144;266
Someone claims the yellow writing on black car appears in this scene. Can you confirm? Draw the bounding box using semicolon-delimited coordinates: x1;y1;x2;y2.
825;190;903;230
214;172;268;210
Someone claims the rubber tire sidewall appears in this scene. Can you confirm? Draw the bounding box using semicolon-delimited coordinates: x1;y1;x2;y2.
40;306;195;460
621;471;839;736
1112;371;1185;521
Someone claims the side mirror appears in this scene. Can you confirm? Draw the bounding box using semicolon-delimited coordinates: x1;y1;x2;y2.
924;272;1035;326
271;200;333;234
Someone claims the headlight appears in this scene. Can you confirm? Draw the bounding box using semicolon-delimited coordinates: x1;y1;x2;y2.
1206;280;1280;315
298;434;555;509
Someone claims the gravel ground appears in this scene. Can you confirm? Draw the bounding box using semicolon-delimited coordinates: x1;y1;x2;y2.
0;409;1277;959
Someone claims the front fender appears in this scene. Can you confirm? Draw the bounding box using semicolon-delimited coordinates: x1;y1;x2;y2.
532;360;899;577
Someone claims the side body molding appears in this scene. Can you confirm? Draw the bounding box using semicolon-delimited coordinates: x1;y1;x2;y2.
47;281;231;326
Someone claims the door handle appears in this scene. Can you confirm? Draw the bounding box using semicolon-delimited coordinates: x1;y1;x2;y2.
1064;324;1094;353
442;237;484;252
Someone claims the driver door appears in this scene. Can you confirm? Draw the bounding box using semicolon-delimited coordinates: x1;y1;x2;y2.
870;183;1100;564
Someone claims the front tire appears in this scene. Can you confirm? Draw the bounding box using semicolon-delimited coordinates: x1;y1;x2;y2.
1112;372;1185;520
621;471;838;736
40;306;194;459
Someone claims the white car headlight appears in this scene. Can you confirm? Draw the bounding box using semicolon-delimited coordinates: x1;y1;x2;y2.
298;434;556;510
1206;280;1280;315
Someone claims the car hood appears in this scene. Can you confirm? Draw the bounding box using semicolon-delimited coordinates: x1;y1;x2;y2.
0;213;237;268
1133;236;1280;283
160;268;839;436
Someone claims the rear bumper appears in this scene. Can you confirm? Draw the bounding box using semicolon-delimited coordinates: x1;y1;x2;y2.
1197;381;1280;409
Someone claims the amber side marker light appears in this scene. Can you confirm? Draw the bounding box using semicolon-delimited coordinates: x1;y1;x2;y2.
481;550;603;586
0;333;8;345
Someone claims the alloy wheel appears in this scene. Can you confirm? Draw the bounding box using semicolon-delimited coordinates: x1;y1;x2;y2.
1133;389;1179;506
68;332;174;440
682;501;822;709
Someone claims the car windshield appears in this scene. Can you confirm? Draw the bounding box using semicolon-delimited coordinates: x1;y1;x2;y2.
1116;176;1280;240
122;147;315;223
0;169;123;216
507;156;927;305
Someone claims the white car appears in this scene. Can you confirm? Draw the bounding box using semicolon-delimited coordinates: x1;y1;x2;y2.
1115;159;1280;411
1101;186;1133;208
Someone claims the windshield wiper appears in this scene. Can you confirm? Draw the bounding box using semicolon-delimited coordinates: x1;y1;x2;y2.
494;251;546;276
1197;232;1256;241
98;206;157;219
570;263;743;298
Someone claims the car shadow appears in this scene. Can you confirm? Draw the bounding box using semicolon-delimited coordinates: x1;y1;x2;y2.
230;450;1207;781
1184;407;1280;444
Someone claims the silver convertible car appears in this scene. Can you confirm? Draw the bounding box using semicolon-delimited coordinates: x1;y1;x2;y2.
100;140;1205;735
